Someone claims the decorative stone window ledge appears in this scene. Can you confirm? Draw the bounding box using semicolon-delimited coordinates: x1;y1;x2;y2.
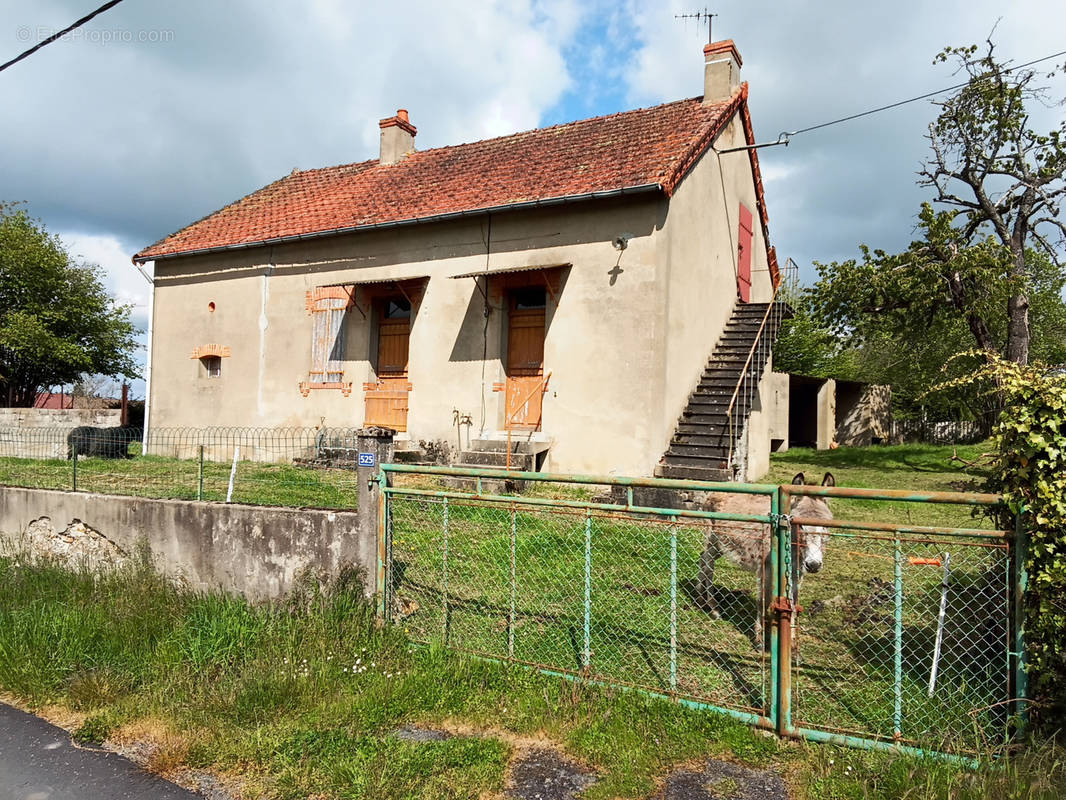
190;344;231;359
299;381;353;398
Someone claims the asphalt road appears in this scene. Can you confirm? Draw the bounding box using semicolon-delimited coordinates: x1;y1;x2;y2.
0;702;201;800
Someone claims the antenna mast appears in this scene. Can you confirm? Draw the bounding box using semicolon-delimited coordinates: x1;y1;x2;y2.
674;8;717;43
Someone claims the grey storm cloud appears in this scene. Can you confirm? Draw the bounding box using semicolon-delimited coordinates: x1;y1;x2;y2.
1;0;1063;291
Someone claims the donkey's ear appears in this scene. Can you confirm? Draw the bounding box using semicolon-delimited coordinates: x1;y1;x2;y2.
792;473;806;486
822;472;836;487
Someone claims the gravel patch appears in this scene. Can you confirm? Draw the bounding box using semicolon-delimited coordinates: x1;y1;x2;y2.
654;758;788;800
507;747;597;800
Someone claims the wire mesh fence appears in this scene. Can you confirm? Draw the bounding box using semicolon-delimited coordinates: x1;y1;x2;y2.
386;493;774;718
382;466;1023;757
891;415;995;445
791;525;1011;753
0;425;363;508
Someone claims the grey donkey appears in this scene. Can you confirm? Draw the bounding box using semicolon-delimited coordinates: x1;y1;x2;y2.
696;472;835;645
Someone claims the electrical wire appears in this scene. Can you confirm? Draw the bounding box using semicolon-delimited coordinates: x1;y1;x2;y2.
0;0;127;74
784;49;1066;141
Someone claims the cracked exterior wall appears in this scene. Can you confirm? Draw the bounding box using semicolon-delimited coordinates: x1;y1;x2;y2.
0;488;371;602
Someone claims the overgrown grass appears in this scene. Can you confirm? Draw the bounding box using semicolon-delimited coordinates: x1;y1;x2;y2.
0;553;1061;799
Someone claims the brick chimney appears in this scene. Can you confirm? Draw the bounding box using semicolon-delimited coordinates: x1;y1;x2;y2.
379;109;417;165
703;40;742;105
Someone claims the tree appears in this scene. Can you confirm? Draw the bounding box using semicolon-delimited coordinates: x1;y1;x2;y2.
0;203;140;407
801;206;1066;417
920;39;1066;364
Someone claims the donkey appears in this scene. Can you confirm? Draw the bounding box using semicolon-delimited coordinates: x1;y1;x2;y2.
696;472;835;645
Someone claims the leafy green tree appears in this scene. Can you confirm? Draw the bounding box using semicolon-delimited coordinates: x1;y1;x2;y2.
804;205;1066;415
920;40;1066;364
0;203;140;407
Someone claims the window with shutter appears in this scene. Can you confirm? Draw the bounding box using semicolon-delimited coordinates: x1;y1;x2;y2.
299;286;354;396
737;203;754;303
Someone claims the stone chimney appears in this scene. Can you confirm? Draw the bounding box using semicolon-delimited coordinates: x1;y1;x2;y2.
703;40;742;105
379;109;417;165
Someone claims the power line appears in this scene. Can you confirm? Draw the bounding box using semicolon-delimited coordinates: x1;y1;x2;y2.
0;0;127;74
786;49;1066;140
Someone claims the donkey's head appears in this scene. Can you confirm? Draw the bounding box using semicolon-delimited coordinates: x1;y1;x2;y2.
789;472;835;574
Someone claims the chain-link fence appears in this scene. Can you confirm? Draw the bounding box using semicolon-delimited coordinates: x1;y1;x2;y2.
791;524;1011;754
0;426;362;508
382;466;1023;758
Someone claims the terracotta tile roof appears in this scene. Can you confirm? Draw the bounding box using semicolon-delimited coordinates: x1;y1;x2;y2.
136;87;758;261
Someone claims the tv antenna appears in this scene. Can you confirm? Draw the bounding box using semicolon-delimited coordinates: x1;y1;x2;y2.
675;9;717;43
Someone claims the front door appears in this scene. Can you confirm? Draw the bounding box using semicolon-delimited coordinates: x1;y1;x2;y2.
505;287;546;431
364;298;411;431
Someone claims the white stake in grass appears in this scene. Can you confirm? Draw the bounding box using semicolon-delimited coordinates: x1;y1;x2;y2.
226;446;240;503
928;552;951;696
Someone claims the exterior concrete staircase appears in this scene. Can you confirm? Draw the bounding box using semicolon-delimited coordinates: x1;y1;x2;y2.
655;301;788;482
442;439;551;493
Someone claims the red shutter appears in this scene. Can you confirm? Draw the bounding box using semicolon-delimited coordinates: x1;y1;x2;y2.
737;203;754;303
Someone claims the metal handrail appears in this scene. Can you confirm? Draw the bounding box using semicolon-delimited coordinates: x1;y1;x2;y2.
724;281;786;474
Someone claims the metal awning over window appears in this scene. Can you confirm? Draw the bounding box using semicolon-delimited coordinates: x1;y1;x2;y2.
449;263;571;280
450;263;570;305
316;275;429;318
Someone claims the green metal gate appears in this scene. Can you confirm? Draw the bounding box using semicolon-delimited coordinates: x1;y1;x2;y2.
378;465;1025;759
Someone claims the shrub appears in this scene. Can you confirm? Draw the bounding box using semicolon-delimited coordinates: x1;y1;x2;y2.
936;355;1066;727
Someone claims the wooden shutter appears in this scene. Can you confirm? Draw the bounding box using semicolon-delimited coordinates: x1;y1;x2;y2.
306;286;351;383
737;203;754;303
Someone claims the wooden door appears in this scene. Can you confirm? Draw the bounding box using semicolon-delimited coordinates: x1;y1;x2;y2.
365;299;411;431
505;288;546;431
737;203;754;303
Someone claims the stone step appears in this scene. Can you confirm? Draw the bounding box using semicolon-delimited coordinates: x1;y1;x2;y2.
671;432;731;448
660;452;730;470
675;421;735;436
456;450;536;470
468;438;551;455
440;474;525;494
654;463;732;482
665;444;730;459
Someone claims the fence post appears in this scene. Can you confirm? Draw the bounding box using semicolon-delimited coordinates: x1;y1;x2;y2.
72;445;78;491
356;426;395;606
1012;504;1029;734
773;486;793;736
197;444;204;501
583;508;592;676
769;488;780;728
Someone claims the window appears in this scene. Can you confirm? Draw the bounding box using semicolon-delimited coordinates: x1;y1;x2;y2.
511;286;546;310
384;297;412;319
200;355;222;378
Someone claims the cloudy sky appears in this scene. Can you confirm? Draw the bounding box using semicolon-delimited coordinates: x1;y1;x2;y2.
2;0;1064;396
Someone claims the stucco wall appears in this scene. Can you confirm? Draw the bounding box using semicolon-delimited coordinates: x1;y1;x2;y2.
0;488;371;602
150;197;667;476
656;113;777;474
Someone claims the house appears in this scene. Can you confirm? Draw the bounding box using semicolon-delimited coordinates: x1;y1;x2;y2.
134;39;787;481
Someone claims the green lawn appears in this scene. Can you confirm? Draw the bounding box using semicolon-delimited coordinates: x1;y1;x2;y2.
0;552;1060;800
0;454;360;509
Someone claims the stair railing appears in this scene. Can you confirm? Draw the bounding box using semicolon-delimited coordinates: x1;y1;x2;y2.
723;261;795;476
